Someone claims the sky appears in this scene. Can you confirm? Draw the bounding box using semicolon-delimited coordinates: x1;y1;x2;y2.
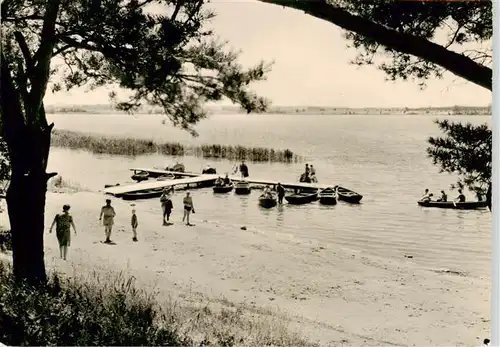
44;0;492;108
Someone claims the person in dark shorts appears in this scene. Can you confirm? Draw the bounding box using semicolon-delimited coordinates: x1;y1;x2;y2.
276;183;286;204
160;189;173;225
49;204;77;260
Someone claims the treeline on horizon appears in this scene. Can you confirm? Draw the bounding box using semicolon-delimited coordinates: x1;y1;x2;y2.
45;104;491;116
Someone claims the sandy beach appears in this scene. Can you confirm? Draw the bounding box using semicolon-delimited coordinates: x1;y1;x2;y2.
2;187;484;347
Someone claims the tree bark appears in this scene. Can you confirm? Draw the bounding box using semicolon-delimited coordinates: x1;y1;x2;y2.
259;0;492;91
6;126;52;285
0;0;61;285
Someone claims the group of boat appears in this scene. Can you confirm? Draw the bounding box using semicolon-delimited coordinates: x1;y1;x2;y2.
108;165;365;210
257;185;362;209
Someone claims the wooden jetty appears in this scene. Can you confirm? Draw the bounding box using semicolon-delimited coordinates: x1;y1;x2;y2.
116;167;334;196
103;174;218;197
229;176;330;190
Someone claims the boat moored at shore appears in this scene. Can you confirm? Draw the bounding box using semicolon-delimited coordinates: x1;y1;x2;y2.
336;186;363;203
285;189;318;205
319;188;337;205
234;181;251;195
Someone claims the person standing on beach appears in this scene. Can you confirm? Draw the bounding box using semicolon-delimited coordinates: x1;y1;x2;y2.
160;189;173;225
49;204;77;260
131;209;138;242
99;199;116;243
182;192;195;226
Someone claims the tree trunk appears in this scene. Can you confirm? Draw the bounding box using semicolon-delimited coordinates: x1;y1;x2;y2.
6;123;54;286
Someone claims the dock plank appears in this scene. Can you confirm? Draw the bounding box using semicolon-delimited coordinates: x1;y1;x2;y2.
103;174;218;196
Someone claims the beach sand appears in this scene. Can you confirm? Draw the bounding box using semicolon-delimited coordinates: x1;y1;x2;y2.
2;190;490;346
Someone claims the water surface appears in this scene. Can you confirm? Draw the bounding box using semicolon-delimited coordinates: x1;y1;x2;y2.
47;113;492;278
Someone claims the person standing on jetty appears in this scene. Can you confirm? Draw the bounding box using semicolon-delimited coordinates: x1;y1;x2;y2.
99;199;116;243
49;204;77;260
239;160;249;178
276;183;286;204
182;192;195;226
160;189;173;225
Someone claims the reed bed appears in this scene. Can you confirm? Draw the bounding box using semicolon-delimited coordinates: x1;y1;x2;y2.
51;130;301;163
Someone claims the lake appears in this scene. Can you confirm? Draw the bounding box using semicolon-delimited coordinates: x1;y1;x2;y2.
46;112;492;279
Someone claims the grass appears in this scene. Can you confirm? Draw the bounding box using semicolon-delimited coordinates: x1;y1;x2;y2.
51;129;301;163
0;258;318;347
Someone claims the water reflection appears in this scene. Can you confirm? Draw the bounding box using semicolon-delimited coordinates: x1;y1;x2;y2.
276;204;285;227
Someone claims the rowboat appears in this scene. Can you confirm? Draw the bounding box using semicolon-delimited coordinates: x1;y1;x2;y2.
417;200;488;210
234;181;251;195
319;187;337;205
131;170;149;182
122;189;163;201
259;194;277;208
285;189;318;205
202;166;217;174
213;184;234;193
336;186;363;203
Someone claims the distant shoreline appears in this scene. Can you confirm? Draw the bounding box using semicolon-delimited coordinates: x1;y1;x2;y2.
45;104;491;116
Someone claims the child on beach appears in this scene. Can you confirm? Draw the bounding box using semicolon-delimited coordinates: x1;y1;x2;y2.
131;209;138;242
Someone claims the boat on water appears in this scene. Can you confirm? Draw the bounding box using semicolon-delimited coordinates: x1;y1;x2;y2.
234;181;251;195
336;186;363;203
156;174;176;181
202;165;217;174
319;187;337;205
122;189;163;201
285;189;318;205
131;170;150;182
417;200;488;210
259;194;277;208
213;184;234;193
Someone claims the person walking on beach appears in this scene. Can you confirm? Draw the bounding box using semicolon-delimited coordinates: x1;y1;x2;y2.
99;199;116;243
131;209;138;242
49;204;77;260
276;183;286;204
182;192;195;226
160;189;173;225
